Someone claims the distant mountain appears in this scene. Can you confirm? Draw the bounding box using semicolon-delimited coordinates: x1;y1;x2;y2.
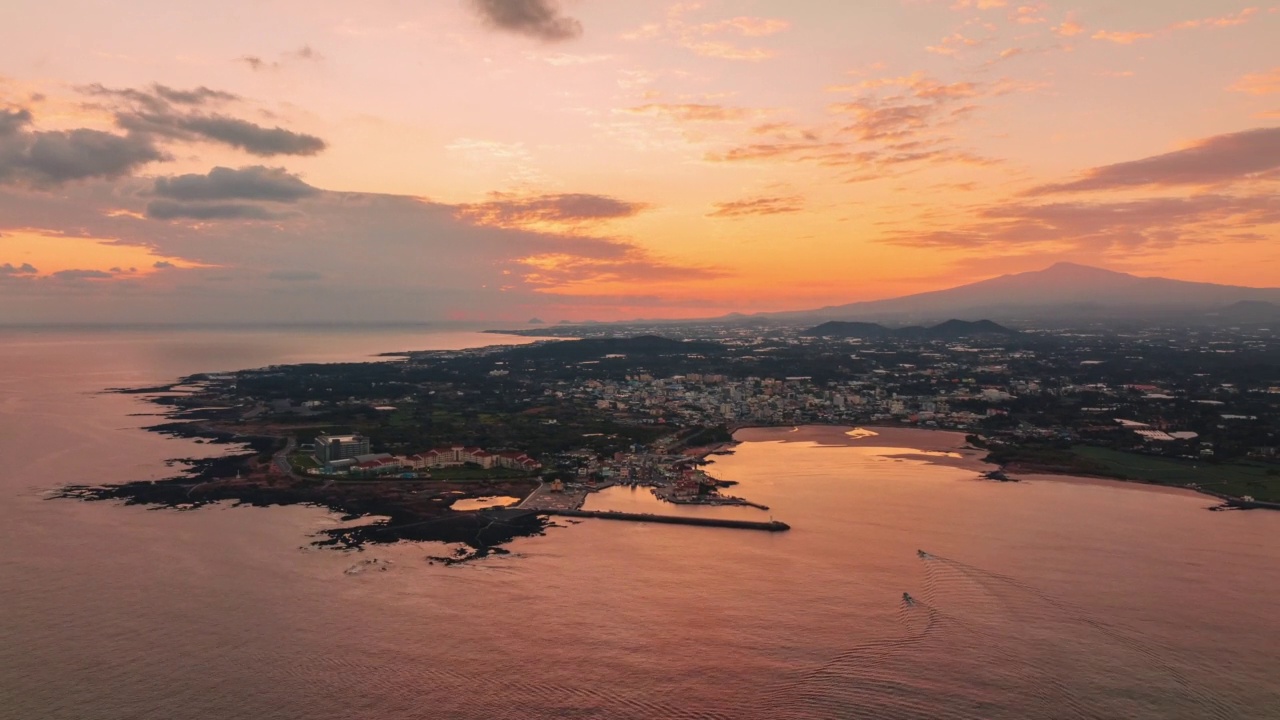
802;321;896;339
507;335;720;361
1208;301;1280;324
803;319;1018;340
755;263;1280;325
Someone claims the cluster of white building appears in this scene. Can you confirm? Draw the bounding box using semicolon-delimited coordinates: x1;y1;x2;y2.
403;446;541;472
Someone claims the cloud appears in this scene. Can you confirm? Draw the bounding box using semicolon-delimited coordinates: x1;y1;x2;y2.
705;140;845;163
1027;127;1280;194
1008;4;1047;25
698;17;790;37
534;52;613;66
83;83;327;157
515;250;725;288
926;32;990;56
456;192;648;228
0;178;726;322
0;262;38;276
887;194;1280;251
626;104;756;122
153;166;318;202
0;111;165;187
151;85;239;105
470;0;583;42
80;83;235;110
152;260;175;269
51;269;114;280
146;199;289;220
624;5;781;62
118;112;326;156
681;42;775;61
0;108;33;135
707;195;805;218
1052;19;1085;36
1091;30;1153;44
830;73;981;142
236;45;324;72
267;270;322;281
1169;8;1259;30
705;71;1013;181
238;56;271;72
1230;68;1280;95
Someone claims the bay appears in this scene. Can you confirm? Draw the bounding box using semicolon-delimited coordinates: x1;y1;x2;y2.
1;328;1276;719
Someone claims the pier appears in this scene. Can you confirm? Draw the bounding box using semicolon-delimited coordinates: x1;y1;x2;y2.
542;508;790;532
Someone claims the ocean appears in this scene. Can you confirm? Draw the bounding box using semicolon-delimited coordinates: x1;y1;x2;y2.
1;326;1277;719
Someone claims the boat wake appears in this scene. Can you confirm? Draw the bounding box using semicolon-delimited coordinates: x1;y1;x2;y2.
749;551;1246;719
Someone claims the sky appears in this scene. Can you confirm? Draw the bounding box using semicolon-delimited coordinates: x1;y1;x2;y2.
1;0;1278;324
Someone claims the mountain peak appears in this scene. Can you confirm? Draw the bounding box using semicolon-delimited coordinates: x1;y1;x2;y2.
1038;262;1130;277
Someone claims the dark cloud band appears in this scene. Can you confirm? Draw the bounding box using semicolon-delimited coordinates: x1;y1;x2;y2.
0;113;165;187
1028;127;1280;194
153;166;318;202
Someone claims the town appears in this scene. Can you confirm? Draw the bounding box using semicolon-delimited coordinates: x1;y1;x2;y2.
184;319;1280;507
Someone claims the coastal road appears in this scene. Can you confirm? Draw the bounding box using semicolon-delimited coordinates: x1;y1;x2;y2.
272;436;297;476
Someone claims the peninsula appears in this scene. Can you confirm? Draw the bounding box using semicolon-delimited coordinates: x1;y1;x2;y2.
61;321;1280;560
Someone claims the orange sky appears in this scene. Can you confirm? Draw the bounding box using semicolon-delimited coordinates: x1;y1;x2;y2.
1;1;1278;322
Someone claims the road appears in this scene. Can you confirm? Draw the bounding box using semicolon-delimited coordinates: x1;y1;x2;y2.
272;436;298;476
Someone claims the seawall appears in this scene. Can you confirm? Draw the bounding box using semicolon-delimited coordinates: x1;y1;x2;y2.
543;508;790;532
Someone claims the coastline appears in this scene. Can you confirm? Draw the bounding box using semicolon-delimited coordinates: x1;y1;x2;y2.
727;423;1274;510
59;377;552;560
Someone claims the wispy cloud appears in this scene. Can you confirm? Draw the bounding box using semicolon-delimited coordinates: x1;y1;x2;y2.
1091;30;1153;44
1230;67;1280;95
1052;19;1085;37
1169;7;1260;30
625;103;757;122
83;83;327;157
237;45;324;72
456;192;649;229
707;195;805;218
1091;8;1260;46
623;5;788;61
887;194;1280;252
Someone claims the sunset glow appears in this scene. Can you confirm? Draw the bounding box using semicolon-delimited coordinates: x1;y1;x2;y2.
2;0;1278;322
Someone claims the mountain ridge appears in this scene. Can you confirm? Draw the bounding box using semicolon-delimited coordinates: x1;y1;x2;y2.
801;319;1018;340
745;263;1280;324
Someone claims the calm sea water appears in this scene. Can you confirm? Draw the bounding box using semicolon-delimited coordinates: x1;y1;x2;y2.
1;327;1277;719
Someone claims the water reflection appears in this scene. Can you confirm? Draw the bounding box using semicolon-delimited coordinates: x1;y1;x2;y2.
452;496;521;511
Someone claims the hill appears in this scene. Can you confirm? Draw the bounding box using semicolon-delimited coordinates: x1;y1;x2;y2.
506;335;722;361
803;319;1018;340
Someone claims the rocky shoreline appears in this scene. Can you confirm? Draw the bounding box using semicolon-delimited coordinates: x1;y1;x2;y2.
57;382;552;560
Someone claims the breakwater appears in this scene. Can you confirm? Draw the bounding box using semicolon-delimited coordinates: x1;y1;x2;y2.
543;508;790;532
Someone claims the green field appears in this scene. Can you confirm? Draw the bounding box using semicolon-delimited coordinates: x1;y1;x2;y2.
288;453;320;472
1071;446;1280;502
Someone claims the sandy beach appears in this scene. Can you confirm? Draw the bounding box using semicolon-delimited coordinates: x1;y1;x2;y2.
733;425;1216;502
733;424;991;472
